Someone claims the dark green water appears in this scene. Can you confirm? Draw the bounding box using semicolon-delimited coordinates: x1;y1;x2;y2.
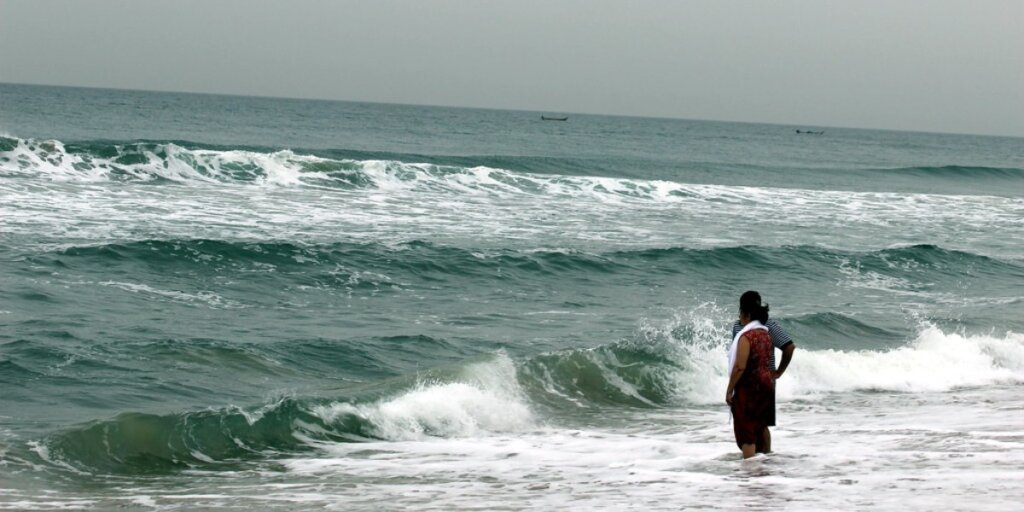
1;83;1022;510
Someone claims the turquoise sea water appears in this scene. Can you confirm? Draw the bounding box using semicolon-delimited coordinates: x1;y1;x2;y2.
1;83;1022;510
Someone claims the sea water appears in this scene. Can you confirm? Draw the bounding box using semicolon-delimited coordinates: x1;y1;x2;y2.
0;83;1022;510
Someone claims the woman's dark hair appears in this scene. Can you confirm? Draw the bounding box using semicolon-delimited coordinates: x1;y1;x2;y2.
740;290;770;323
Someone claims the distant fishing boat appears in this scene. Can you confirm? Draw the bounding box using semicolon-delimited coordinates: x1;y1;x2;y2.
795;129;824;135
541;116;568;121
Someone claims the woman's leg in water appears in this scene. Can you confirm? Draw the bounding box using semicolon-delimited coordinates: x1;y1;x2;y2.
741;443;757;459
758;427;772;453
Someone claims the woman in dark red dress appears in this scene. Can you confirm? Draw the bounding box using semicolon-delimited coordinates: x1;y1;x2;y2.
726;291;775;458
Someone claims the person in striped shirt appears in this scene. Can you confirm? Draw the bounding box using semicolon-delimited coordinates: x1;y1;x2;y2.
730;291;796;453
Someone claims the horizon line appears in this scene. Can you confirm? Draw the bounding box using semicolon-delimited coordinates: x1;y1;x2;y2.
2;80;1021;140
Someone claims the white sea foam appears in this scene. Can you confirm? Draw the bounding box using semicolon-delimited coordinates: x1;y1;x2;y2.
274;385;1024;512
310;353;533;440
0;137;326;185
4;315;1022;512
97;281;244;309
2;137;1021;258
678;323;1024;404
780;326;1024;398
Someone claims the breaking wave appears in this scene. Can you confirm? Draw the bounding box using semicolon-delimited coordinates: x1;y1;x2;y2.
38;319;1024;474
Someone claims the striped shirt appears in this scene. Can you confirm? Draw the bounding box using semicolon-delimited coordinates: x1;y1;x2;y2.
731;319;794;371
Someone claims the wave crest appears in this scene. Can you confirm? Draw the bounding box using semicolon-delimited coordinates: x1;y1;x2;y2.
42;353;532;473
37;321;1024;475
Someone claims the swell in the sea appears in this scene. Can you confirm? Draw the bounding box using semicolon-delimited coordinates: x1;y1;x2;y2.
30;323;1024;475
6;239;1017;326
4;135;1023;477
3;136;1022;190
17;239;1023;283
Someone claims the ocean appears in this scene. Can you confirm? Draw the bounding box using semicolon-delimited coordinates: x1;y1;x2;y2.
0;82;1022;511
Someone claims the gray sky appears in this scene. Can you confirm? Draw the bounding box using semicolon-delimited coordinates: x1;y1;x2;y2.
1;0;1022;136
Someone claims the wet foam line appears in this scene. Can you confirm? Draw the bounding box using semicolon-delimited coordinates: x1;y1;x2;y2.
269;385;1024;511
0;500;99;511
643;306;1024;404
311;353;534;440
620;320;1024;409
96;281;245;309
775;328;1022;399
4;136;1022;202
2;170;1021;259
2;358;1022;509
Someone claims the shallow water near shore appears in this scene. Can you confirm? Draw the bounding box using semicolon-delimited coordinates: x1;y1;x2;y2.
1;83;1022;510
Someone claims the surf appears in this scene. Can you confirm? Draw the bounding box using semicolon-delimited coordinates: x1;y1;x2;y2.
26;321;1024;475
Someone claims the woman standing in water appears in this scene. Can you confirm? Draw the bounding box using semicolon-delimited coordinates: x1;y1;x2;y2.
726;291;776;458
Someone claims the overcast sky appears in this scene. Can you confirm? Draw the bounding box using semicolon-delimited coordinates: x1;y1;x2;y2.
1;0;1021;136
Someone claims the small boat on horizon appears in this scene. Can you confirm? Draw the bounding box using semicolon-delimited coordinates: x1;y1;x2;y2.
541;116;568;121
795;129;824;135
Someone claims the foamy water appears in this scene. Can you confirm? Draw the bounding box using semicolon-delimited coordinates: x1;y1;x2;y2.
3;385;1019;511
283;387;1024;512
2;138;1021;258
2;87;1023;511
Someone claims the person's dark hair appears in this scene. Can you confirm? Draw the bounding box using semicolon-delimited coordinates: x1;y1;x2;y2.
739;290;770;323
